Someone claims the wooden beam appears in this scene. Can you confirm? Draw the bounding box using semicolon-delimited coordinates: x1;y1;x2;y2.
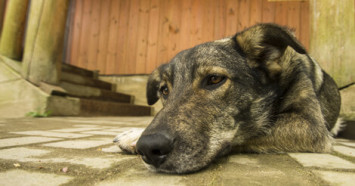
0;0;29;60
22;0;69;85
309;0;355;87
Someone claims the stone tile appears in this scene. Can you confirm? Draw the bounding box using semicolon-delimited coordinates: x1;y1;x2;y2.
289;153;355;169
62;119;128;125
0;170;72;186
333;145;355;157
338;142;355;148
73;124;100;128
0;147;50;162
80;131;118;136
0;147;130;169
46;156;133;169
97;168;183;186
313;170;355;185
11;131;92;138
0;137;62;148
42;138;112;149
106;127;144;133
228;156;260;166
51;127;102;133
102;145;122;153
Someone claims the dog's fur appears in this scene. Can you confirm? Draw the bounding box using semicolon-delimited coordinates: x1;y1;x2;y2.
115;24;341;174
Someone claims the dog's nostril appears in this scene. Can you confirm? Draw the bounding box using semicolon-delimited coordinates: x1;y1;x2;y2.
137;150;143;156
136;133;173;167
152;149;165;156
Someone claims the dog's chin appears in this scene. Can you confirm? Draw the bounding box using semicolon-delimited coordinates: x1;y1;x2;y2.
142;161;208;174
140;148;231;174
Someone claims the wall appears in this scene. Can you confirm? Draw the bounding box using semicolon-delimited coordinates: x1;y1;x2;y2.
66;0;310;75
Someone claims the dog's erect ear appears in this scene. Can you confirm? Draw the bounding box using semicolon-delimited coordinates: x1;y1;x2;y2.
235;24;307;79
146;65;164;105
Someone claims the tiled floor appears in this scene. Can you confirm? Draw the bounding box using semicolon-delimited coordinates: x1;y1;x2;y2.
0;117;354;185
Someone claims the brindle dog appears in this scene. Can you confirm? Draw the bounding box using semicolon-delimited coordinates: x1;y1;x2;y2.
114;23;342;174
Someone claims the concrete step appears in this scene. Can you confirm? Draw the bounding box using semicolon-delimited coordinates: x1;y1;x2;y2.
60;82;133;103
62;63;98;79
40;82;133;103
79;98;153;116
61;71;113;90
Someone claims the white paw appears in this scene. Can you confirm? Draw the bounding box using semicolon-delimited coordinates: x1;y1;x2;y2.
113;128;145;154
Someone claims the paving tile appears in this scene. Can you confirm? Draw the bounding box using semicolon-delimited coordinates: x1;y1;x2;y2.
102;145;122;153
51;127;102;133
0;147;50;162
0;169;72;186
42;138;112;149
313;170;355;186
288;153;355;169
106;127;144;133
0;137;62;148
46;156;133;169
97;168;183;186
80;131;118;136
62;119;128;125
11;131;92;138
228;156;260;166
338;142;355;148
333;145;355;157
0;147;130;169
73;124;100;128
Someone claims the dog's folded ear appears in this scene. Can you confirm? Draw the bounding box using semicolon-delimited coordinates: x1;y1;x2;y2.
235;23;307;80
146;65;165;105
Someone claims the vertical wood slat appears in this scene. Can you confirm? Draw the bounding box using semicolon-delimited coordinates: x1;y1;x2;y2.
262;0;275;23
69;0;83;67
238;0;250;30
87;0;101;70
146;0;160;73
135;0;150;74
213;0;226;39
167;0;182;64
274;1;288;26
300;0;310;50
106;0;120;74
225;0;239;37
125;0;139;74
96;0;111;73
116;0;130;74
287;1;301;39
77;0;93;69
249;0;263;26
67;0;310;75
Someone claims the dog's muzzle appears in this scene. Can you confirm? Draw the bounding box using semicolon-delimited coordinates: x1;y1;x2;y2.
136;133;173;168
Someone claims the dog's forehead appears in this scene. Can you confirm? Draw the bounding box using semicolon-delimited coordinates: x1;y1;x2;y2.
162;38;237;80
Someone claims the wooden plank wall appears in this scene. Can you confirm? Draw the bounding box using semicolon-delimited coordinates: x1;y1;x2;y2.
67;0;310;75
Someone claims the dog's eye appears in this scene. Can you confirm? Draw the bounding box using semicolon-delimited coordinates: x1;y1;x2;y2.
206;75;226;86
160;86;169;97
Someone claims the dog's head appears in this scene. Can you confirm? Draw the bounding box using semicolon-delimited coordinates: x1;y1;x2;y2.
137;24;307;173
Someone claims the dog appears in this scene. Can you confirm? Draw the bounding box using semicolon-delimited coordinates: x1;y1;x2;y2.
113;23;342;174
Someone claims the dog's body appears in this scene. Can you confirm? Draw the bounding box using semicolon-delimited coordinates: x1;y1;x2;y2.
114;24;341;174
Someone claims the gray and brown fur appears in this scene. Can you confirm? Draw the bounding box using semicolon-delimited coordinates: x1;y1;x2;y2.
134;23;341;174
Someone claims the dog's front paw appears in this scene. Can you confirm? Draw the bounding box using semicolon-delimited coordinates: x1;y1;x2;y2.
113;128;145;154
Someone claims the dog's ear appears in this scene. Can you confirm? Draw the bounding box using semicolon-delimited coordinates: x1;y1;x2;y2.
146;65;165;105
235;24;307;79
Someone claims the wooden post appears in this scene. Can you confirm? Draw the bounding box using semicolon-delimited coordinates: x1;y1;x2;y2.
0;0;29;60
0;0;7;35
309;0;355;87
22;0;69;85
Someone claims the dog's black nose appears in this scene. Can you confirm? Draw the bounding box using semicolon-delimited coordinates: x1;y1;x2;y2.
136;133;173;167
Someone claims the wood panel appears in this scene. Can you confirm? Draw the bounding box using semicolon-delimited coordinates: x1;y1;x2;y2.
67;0;311;75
